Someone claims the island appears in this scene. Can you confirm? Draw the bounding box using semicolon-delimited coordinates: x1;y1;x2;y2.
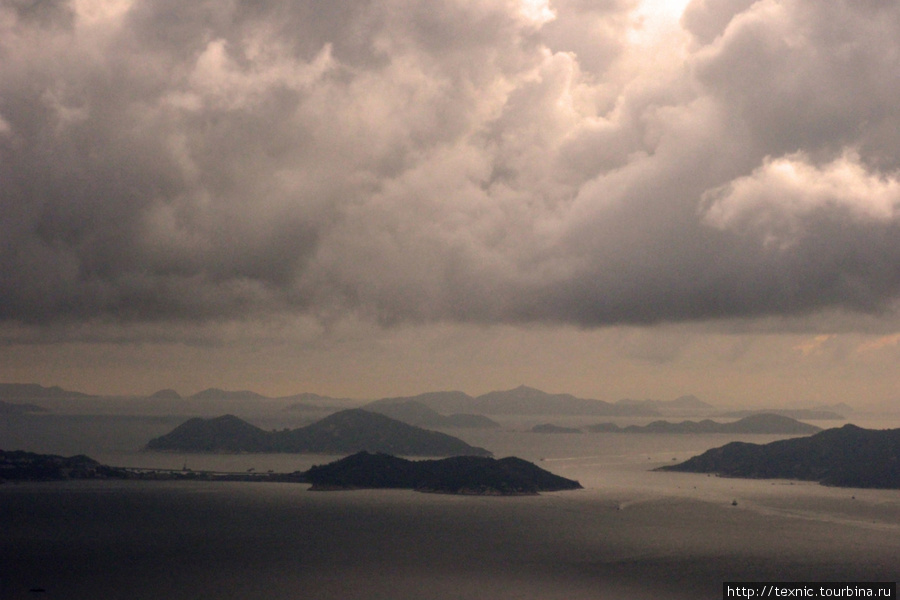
531;423;582;434
718;408;845;420
365;385;659;416
145;409;492;457
585;414;821;435
657;424;900;489
1;449;581;495
304;451;583;494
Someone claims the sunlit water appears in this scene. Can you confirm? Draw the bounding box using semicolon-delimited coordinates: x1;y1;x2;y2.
1;413;898;599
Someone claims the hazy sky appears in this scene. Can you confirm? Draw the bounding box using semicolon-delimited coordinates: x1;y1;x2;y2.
2;0;900;407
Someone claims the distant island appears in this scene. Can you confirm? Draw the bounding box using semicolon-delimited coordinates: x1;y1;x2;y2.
145;409;492;457
1;449;580;495
304;451;582;494
531;423;582;434
718;408;845;420
0;383;95;400
368;385;659;417
585;414;822;435
364;398;501;429
657;424;900;489
0;400;48;414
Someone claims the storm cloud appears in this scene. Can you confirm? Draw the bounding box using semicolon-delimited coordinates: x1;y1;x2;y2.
3;0;900;334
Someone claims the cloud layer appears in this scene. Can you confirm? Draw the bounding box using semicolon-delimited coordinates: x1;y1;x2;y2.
3;0;900;335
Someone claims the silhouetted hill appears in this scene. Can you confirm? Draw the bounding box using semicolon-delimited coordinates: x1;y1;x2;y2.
146;415;274;452
474;385;658;416
189;388;269;401
531;423;582;434
304;451;582;494
376;386;657;416
719;408;845;420
365;399;500;429
0;449;125;481
146;410;491;457
278;409;492;456
148;389;182;400
586;414;821;434
0;383;95;399
0;400;47;414
658;424;900;488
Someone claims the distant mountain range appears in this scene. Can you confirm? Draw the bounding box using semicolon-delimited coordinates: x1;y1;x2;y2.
658;424;900;489
304;451;582;494
718;408;845;420
145;409;491;457
363;399;500;429
0;383;95;400
371;385;659;416
149;388;357;405
0;382;866;420
585;414;822;435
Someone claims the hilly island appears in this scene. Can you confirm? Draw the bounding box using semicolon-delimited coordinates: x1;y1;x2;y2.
145;409;492;457
305;452;582;494
0;449;580;495
659;424;900;489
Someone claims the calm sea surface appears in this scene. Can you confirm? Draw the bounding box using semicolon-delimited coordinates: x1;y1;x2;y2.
2;413;899;599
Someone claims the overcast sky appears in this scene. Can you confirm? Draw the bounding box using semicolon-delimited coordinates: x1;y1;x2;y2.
2;0;900;407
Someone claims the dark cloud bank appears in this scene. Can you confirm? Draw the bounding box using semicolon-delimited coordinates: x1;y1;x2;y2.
2;0;900;336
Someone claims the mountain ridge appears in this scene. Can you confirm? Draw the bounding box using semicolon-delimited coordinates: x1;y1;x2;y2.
146;409;492;457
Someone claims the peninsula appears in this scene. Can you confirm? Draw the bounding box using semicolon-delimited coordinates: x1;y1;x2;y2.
658;424;900;489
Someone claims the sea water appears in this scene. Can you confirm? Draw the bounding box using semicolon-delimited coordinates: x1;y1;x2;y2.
1;413;898;599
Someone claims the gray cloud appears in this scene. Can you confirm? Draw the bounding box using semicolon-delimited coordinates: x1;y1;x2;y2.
2;0;900;336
